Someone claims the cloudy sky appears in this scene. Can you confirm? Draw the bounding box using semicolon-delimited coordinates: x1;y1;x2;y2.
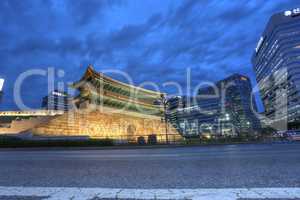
0;0;299;111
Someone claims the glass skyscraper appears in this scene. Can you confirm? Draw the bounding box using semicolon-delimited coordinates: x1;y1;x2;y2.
218;74;261;134
167;74;261;137
252;8;300;130
0;78;4;105
42;90;72;111
167;95;221;137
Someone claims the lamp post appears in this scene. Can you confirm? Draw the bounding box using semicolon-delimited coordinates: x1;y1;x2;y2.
160;94;169;144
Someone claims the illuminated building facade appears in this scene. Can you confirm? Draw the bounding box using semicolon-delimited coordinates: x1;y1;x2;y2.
168;74;260;137
167;96;221;137
42;90;72;111
0;78;4;92
0;78;4;104
30;66;182;143
218;74;261;134
252;8;300;130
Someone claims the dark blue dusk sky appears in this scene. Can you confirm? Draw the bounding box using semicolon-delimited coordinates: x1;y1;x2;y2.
0;0;299;111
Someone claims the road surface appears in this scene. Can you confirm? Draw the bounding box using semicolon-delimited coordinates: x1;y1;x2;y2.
0;143;299;199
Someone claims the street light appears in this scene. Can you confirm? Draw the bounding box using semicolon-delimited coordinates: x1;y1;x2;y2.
160;94;169;144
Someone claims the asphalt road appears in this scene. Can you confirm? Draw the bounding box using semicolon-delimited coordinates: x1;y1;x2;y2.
0;143;299;189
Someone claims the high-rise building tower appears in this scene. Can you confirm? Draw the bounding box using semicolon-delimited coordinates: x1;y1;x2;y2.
252;8;300;130
0;78;4;104
167;74;260;137
42;90;72;111
217;74;261;134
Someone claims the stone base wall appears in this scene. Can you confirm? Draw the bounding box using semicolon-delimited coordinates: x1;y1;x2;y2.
0;116;53;135
31;110;182;143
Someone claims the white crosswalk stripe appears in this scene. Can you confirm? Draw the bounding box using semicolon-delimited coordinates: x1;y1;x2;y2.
0;187;299;200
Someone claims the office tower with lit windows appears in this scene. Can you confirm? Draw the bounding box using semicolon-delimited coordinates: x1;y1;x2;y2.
167;95;221;137
0;78;4;104
167;74;260;137
217;74;261;134
42;90;72;111
252;8;300;130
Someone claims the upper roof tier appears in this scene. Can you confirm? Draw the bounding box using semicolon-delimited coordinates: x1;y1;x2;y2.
73;65;165;98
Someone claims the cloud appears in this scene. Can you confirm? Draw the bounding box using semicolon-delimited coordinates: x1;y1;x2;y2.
0;0;299;110
11;36;85;57
66;0;124;26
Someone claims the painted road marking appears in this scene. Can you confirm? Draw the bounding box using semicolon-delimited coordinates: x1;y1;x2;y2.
0;187;299;200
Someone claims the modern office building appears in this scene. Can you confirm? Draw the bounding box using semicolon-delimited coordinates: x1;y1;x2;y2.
42;90;72;111
168;96;223;137
252;8;300;130
0;78;4;92
168;74;261;137
217;74;261;134
0;78;4;104
167;95;221;137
